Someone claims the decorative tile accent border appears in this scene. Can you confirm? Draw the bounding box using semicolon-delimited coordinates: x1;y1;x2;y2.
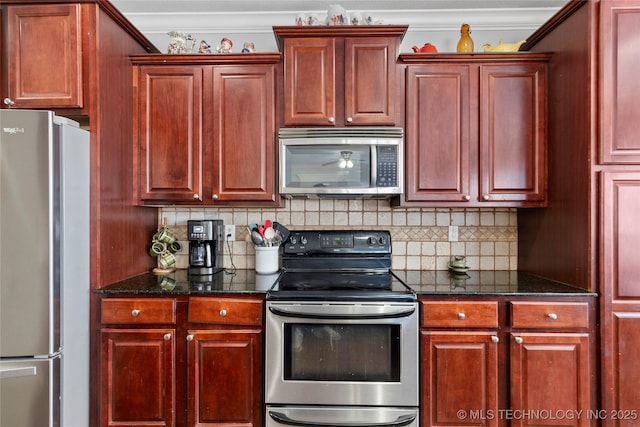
158;201;518;271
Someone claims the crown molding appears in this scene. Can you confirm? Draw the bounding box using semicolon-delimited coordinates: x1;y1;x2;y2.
125;7;560;37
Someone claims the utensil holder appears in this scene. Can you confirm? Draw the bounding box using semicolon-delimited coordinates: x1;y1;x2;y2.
255;246;280;274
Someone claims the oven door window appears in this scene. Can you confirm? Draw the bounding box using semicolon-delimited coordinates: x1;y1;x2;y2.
283;323;400;382
283;145;371;189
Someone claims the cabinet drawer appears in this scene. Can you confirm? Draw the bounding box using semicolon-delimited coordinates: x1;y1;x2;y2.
510;301;589;329
421;301;498;328
189;297;263;326
101;298;176;324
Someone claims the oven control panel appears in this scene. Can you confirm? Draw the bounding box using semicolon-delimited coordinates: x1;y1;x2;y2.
283;230;391;255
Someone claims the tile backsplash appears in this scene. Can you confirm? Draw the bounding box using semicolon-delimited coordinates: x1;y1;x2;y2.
158;199;517;271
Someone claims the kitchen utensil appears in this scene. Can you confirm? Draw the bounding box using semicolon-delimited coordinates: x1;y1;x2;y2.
251;230;264;245
273;222;290;243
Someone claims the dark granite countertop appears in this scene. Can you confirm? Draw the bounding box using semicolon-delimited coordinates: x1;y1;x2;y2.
96;269;596;297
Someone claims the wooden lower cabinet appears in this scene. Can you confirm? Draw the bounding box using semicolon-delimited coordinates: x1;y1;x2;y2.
510;333;590;427
187;329;262;427
421;331;499;427
101;329;176;427
419;297;594;427
99;296;263;427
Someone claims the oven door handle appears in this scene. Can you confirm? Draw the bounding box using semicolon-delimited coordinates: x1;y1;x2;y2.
269;411;416;427
268;305;416;320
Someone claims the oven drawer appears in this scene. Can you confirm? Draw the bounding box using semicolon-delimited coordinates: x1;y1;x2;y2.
266;406;419;427
510;301;589;329
101;298;176;324
188;297;263;326
420;301;498;328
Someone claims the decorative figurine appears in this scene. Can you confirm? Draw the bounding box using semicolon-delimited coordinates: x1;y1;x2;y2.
412;43;438;53
456;24;474;52
350;12;362;25
326;4;346;25
167;31;196;54
480;40;527;52
295;14;305;26
199;40;212;54
217;37;233;53
241;42;256;53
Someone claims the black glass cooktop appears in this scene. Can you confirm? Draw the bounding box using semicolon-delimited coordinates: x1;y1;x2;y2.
266;270;416;302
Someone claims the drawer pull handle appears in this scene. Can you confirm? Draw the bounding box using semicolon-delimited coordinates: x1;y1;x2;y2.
514;336;523;344
186;334;194;341
491;336;499;343
131;309;140;317
457;312;466;320
164;333;172;341
547;313;558;320
220;309;228;317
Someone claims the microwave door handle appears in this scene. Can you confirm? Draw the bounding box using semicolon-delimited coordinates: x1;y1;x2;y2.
371;145;377;187
269;411;416;427
268;305;416;320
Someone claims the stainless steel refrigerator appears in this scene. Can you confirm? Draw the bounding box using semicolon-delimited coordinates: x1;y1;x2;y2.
0;110;89;427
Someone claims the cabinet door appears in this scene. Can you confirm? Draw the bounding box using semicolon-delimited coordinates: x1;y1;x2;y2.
282;38;336;126
101;329;175;427
601;1;640;163
510;333;590;427
479;63;547;204
4;4;83;108
344;37;398;125
187;329;262;427
211;66;276;202
405;65;472;203
421;331;499;427
136;66;203;203
601;172;640;425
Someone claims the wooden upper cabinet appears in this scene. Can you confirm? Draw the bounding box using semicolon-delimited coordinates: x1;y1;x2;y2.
479;62;547;204
3;4;83;109
601;1;640;163
132;54;280;206
282;37;336;125
134;65;203;203
211;65;276;202
275;26;406;127
344;37;398;125
405;64;472;203
402;55;549;207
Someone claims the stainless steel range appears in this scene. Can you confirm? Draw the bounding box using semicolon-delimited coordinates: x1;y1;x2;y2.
265;230;419;427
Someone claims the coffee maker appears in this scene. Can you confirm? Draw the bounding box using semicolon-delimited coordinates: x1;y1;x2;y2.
187;219;224;275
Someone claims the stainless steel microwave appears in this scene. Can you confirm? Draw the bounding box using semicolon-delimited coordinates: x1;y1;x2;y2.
279;127;403;198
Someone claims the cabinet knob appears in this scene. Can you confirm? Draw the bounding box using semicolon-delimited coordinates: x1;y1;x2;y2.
346;117;353;123
131;309;140;317
193;194;200;200
164;333;172;341
328;116;335;123
514;336;523;344
547;312;558;320
457;312;466;320
186;334;194;341
481;194;490;201
219;309;227;317
211;194;219;200
491;336;499;343
463;195;471;201
3;98;15;106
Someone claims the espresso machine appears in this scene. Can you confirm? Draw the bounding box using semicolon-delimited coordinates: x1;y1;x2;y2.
187;219;224;275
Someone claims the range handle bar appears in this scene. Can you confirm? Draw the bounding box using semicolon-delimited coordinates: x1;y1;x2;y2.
269;411;416;427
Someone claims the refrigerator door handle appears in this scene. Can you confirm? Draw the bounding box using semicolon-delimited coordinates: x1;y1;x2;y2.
0;366;37;379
